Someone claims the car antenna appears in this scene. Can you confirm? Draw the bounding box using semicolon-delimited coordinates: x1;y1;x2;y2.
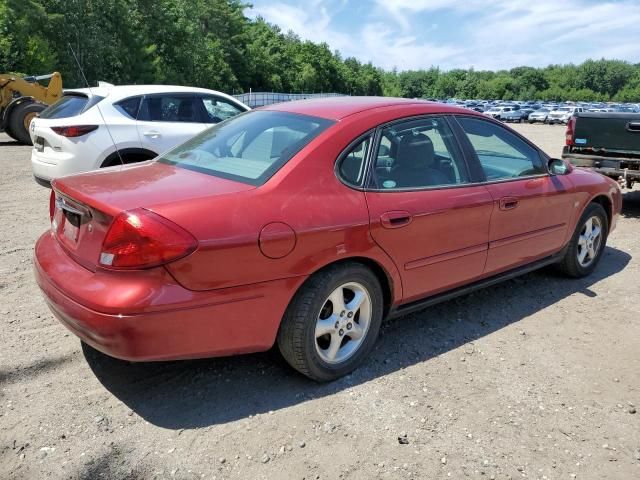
68;43;124;166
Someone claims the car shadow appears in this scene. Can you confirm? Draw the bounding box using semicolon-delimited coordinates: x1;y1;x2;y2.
84;246;631;429
622;189;640;219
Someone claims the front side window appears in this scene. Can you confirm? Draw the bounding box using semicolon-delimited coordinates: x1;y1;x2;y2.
337;136;371;187
159;111;334;185
371;116;470;190
139;95;200;123
457;116;544;181
200;95;245;123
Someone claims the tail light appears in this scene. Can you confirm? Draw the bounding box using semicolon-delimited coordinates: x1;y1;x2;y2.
49;190;56;220
565;117;576;146
99;209;197;269
51;125;99;137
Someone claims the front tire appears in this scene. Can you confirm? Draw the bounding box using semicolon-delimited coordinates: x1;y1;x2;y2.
277;263;383;382
557;203;608;278
3;125;19;141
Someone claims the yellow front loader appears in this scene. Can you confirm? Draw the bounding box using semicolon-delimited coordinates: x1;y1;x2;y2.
0;71;63;145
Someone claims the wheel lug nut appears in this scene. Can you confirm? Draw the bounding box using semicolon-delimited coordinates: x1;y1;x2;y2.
339;329;344;336
347;323;352;330
340;311;345;317
334;321;340;329
347;312;353;318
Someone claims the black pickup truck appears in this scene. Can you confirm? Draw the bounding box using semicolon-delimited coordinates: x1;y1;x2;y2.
563;112;640;189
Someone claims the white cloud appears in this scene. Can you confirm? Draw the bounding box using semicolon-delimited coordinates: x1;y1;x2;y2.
248;0;640;71
359;23;462;70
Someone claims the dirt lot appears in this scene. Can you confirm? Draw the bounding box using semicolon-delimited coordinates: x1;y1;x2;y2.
1;124;639;480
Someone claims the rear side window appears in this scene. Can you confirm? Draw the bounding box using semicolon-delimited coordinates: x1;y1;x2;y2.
159;111;334;186
337;136;372;187
39;94;104;119
114;96;141;119
138;95;200;123
371;116;470;190
457;117;544;181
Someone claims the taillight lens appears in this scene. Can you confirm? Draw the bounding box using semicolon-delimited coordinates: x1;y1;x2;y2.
51;125;99;137
565;117;576;146
99;209;197;269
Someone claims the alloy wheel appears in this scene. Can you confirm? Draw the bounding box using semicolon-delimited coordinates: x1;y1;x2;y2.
577;215;603;267
314;282;372;364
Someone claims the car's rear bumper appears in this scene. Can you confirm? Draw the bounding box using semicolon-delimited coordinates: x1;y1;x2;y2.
31;148;80;182
563;150;640;180
34;231;306;361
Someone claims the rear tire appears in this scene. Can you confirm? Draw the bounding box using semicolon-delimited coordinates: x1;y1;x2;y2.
8;101;46;145
277;262;383;382
557;203;608;278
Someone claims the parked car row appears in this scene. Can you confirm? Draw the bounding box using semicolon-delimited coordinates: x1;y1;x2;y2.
433;98;640;125
29;84;250;186
481;104;585;125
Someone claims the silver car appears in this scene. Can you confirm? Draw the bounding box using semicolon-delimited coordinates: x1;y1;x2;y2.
499;108;524;123
528;108;550;123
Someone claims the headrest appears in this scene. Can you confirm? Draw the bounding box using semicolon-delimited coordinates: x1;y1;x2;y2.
396;133;435;169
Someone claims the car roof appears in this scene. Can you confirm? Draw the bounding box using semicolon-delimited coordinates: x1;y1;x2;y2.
262;96;472;120
63;84;245;105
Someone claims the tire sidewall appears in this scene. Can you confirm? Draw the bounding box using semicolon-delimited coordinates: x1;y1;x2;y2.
301;266;383;381
9;101;45;145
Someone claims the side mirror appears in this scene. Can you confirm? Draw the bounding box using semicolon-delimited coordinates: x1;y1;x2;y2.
548;158;572;175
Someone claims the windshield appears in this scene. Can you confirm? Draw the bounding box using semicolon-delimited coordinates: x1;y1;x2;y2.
158;111;334;186
556;107;571;112
39;94;105;119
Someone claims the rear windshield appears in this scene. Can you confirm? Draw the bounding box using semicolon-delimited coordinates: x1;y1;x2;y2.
39;94;105;119
158;111;334;186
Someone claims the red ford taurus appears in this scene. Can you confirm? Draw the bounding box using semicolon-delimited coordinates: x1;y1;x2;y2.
34;97;622;381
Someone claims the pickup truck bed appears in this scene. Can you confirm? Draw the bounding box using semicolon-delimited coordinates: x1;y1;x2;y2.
563;112;640;188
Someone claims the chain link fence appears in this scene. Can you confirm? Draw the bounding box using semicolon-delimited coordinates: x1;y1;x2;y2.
233;92;346;108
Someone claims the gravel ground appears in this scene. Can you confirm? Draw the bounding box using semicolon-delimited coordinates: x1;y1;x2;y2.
1;123;639;480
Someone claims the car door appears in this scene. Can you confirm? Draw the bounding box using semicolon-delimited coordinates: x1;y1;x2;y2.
363;116;494;303
136;93;208;155
454;115;575;274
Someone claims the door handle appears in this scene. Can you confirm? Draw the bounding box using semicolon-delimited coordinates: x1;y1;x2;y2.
627;122;640;133
380;211;412;229
499;197;519;210
143;131;161;138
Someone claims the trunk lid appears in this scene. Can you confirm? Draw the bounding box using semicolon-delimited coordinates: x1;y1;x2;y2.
51;161;255;270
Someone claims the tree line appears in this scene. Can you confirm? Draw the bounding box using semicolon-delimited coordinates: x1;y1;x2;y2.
2;0;640;102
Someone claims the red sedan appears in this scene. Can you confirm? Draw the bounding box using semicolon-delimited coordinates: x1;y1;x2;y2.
35;97;622;381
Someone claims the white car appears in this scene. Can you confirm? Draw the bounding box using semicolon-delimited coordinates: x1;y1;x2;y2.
30;84;249;186
483;106;506;119
546;106;583;125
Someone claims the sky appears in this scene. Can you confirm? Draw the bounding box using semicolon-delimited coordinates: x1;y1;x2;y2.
246;0;640;72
